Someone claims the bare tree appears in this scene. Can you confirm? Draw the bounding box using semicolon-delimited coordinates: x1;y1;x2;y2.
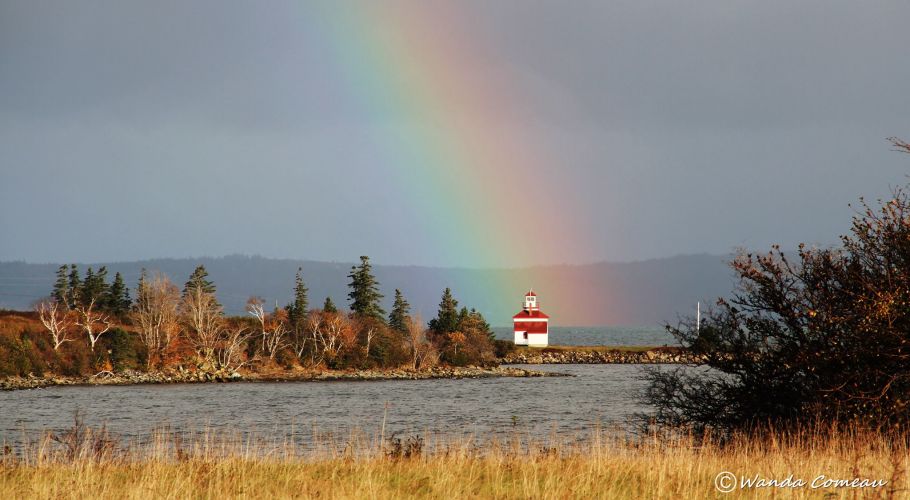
304;313;326;367
888;136;910;154
75;297;111;352
215;324;253;372
181;286;223;367
323;312;355;362
35;298;74;350
306;310;355;367
406;316;437;370
358;319;377;355
133;273;181;369
291;322;309;362
246;296;288;360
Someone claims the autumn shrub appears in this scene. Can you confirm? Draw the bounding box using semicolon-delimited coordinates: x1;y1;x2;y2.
333;344;368;370
0;334;47;377
492;339;516;358
438;330;495;367
368;328;410;368
274;348;297;370
57;342;91;377
647;176;910;433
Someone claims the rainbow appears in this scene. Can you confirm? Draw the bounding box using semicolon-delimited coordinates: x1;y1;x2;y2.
300;2;612;325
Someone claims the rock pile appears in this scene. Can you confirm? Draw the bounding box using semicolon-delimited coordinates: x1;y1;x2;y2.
0;366;563;391
500;348;703;364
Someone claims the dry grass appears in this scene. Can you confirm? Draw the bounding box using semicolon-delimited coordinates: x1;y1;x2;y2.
1;421;908;499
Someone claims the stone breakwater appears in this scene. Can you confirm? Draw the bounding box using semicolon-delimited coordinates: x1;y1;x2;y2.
500;348;703;364
0;366;565;391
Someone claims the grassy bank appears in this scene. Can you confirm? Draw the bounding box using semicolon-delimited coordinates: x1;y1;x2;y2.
1;424;906;499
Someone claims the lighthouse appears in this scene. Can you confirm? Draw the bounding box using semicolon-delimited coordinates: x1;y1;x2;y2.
513;290;549;347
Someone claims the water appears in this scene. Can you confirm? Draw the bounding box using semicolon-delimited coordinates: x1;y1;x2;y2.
492;326;677;346
0;365;662;446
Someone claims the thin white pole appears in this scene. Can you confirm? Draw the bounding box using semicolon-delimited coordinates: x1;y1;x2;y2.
696;301;701;332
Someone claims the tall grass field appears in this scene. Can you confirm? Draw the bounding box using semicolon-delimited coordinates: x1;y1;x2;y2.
1;420;906;499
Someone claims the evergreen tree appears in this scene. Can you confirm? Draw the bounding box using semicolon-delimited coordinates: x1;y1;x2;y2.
52;265;69;306
388;289;411;333
67;264;81;308
323;296;338;313
346;256;385;321
469;308;495;340
105;271;131;316
134;268;148;313
96;266;109;291
137;268;148;296
87;266;110;305
428;287;459;334
457;307;470;328
285;267;309;328
80;267;109;306
183;265;218;302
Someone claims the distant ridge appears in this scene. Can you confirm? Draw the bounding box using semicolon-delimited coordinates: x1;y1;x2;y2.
0;254;735;327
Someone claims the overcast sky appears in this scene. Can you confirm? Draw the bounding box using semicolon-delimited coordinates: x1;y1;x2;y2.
2;1;909;267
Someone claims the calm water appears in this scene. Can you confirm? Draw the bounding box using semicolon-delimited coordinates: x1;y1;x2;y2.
492;326;677;346
0;365;662;446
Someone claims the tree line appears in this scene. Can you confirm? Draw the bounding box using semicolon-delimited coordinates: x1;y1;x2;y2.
25;255;505;375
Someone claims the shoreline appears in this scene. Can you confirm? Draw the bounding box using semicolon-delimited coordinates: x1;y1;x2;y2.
500;346;702;364
0;347;700;391
0;365;568;391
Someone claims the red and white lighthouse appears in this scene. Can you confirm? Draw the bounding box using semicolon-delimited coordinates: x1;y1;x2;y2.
513;290;549;346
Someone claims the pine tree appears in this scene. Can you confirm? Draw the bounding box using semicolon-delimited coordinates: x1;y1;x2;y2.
80;266;110;307
469;308;495;340
80;267;106;306
183;265;217;300
457;307;470;329
137;268;148;296
428;287;459;334
347;256;385;321
323;296;338;313
285;267;309;329
96;266;109;291
52;265;69;306
67;264;81;308
388;288;411;333
106;271;131;316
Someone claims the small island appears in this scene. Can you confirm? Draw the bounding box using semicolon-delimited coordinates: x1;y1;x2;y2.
0;257;700;391
4;257;640;391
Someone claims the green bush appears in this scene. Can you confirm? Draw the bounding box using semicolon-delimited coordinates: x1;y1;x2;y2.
104;328;140;372
492;339;516;358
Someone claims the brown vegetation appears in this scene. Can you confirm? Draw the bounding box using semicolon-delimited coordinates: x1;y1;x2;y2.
1;420;906;499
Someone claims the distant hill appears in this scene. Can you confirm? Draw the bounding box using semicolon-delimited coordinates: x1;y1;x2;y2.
0;254;735;327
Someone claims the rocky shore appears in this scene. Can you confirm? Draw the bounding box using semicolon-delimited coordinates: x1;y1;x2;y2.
500;347;703;364
0;365;565;391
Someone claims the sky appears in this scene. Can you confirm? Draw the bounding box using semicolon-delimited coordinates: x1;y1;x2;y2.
1;0;909;268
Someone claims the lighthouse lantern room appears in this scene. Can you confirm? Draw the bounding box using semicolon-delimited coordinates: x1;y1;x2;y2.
513;290;549;347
